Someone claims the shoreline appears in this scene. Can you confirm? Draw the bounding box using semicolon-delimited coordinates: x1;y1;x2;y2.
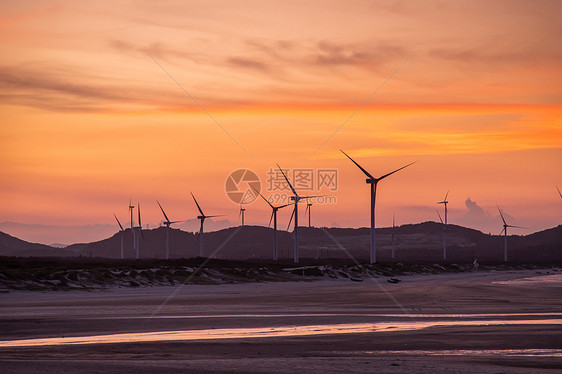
1;268;561;373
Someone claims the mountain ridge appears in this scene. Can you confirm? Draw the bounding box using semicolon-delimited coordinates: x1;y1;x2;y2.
1;222;560;263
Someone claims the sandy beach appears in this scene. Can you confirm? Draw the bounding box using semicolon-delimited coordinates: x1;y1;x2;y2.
1;269;561;373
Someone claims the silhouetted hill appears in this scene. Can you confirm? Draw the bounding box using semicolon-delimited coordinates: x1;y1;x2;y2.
0;231;72;257
1;223;561;263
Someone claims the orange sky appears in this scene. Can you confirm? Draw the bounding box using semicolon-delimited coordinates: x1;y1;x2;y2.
1;1;561;244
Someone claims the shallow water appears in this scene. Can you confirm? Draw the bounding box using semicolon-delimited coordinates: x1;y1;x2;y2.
493;273;562;285
1;318;560;348
110;312;562;320
346;349;562;358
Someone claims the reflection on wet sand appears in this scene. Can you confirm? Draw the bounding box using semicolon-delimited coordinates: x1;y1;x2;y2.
102;312;562;320
345;349;562;357
1;318;560;348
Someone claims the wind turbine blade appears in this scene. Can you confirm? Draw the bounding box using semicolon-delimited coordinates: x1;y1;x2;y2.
496;205;507;225
557;185;562;199
304;204;309;215
157;201;171;222
268;211;274;227
251;185;274;209
190;191;205;216
287;206;295;231
301;195;325;200
277;203;292;209
500;227;506;235
276;164;298;197
506;224;525;229
378;161;417;181
206;214;225;218
239;208;242;219
340;149;375;179
138;202;142;228
444;190;449;201
436;209;443;224
113;214;124;231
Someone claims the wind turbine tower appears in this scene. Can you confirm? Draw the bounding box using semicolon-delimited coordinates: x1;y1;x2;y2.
277;164;321;263
305;203;313;228
191;192;222;258
437;191;449;260
341;150;416;264
497;205;522;262
134;202;143;259
113;214;125;259
252;186;290;261
391;214;396;260
157;201;182;260
239;205;246;226
436;209;447;260
129;198;136;252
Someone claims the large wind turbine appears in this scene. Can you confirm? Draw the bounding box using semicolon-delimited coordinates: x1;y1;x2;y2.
277;164;321;263
436;209;447;260
239;205;246;226
437;191;449;225
191;192;222;258
134;202;144;259
305;203;313;228
497;205;522;262
391;214;396;260
157;201;183;260
252;186;290;261
341;150;416;264
128;198;136;252
437;191;449;260
113;213;125;259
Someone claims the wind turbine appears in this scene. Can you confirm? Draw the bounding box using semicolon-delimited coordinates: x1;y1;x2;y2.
252;186;290;261
191;192;223;258
436;209;447;260
391;213;396;260
277;164;322;263
157;201;183;260
305;203;313;228
134;202;144;259
436;209;444;224
497;205;522;262
239;205;246;226
340;150;416;264
437;191;449;225
113;213;125;259
128;198;136;252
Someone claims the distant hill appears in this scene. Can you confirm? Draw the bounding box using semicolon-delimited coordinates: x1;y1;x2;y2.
0;231;73;257
1;223;561;263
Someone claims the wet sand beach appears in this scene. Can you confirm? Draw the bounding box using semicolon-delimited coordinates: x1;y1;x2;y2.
1;269;561;373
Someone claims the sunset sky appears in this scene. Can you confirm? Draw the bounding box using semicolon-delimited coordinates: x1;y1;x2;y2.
1;0;561;245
